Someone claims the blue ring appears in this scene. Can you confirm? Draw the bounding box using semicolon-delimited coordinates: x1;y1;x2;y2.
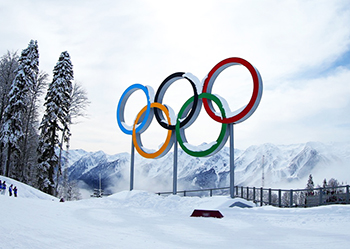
116;84;151;135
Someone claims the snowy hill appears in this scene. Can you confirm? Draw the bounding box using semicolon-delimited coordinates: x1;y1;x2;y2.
0;175;57;200
66;142;350;194
1;179;350;248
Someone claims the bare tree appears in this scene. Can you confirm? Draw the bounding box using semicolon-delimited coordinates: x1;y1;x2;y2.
59;81;90;197
0;51;19;175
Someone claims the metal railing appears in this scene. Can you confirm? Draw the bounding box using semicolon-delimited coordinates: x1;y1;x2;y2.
156;185;350;207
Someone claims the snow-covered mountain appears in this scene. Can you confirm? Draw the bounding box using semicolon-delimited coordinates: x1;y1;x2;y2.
66;142;350;194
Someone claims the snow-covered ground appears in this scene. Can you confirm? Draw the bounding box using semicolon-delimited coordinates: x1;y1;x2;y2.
1;176;350;248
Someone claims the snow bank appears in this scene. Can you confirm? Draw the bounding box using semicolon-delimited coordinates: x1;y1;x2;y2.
1;181;350;248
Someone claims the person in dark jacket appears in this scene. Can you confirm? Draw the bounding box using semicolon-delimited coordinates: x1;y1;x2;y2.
13;186;17;197
1;181;6;195
9;184;13;196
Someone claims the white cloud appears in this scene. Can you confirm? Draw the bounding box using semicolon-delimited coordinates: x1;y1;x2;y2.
0;0;349;154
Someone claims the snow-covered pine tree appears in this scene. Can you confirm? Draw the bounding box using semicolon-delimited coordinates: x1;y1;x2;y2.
306;174;314;196
0;68;27;178
37;51;73;196
19;40;41;182
20;41;49;184
323;178;327;189
0;40;39;179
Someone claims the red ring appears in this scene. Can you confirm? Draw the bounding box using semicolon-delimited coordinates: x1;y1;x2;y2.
202;57;262;124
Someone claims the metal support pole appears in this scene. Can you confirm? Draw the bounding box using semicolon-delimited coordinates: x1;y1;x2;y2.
268;188;272;205
173;139;178;195
290;189;293;207
229;123;234;198
260;187;263;206
247;187;249;200
130;140;135;191
278;189;282;207
346;185;349;204
253;187;256;202
99;173;102;197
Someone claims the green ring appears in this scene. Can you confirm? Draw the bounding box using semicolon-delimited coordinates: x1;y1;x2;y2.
176;93;229;157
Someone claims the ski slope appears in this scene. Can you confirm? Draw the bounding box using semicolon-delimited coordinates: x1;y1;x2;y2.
1;176;350;248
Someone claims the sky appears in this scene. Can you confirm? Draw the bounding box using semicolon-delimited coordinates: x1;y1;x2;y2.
0;0;350;155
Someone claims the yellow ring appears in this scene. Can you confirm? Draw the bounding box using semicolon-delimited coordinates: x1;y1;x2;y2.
132;102;173;158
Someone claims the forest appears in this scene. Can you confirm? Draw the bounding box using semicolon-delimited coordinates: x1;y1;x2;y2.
0;40;89;199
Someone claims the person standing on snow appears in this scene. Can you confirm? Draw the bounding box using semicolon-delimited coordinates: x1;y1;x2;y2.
1;181;6;195
13;186;18;197
9;184;13;197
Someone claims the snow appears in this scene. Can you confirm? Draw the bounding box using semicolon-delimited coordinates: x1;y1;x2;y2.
1;176;350;248
122;121;141;131
141;146;156;153
183;72;203;94
213;93;247;118
163;104;176;125
183;142;217;151
146;85;155;103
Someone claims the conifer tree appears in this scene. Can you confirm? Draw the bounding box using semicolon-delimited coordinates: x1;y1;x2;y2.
306;174;314;196
19;40;42;182
37;51;73;195
0;40;39;179
323;178;327;189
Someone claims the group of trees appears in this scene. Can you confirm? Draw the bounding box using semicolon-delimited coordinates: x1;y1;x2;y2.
0;40;89;199
306;174;343;195
253;174;345;207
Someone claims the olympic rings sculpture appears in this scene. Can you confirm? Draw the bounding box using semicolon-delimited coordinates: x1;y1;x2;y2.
117;57;263;159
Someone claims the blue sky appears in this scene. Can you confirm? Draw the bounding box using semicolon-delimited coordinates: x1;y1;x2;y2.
0;0;349;155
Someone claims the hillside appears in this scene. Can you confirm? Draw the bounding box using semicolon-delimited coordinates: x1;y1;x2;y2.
0;175;57;200
1;178;350;248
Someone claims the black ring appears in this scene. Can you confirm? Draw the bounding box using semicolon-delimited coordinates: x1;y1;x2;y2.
154;72;200;130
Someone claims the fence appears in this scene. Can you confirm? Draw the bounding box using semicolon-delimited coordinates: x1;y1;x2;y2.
156;185;350;207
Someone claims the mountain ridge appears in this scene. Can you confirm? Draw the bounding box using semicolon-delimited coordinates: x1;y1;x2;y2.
66;141;350;194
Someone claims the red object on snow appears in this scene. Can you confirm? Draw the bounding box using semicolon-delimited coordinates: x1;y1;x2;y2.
190;209;224;218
